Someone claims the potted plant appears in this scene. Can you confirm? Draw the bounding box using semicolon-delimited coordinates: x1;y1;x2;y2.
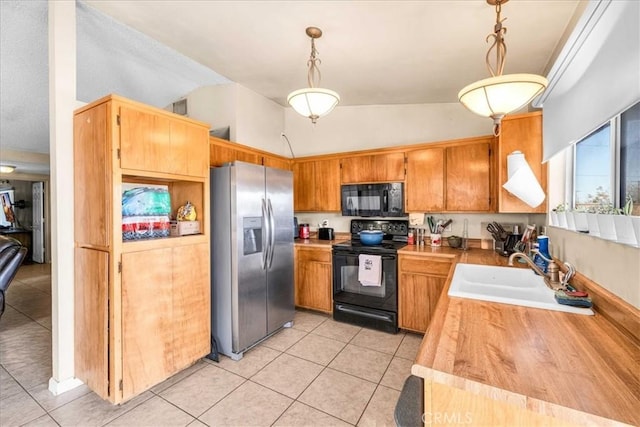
572;207;589;232
565;209;577;231
613;196;638;246
595;203;618;240
552;203;568;228
586;207;600;237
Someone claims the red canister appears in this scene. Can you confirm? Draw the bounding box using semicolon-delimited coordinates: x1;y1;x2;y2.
299;223;310;239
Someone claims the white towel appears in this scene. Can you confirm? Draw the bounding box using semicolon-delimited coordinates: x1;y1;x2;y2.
358;254;382;287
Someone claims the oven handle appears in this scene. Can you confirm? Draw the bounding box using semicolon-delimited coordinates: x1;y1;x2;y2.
335;304;393;321
334;253;396;261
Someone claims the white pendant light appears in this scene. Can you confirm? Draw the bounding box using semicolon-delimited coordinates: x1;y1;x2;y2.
458;0;548;136
287;27;340;124
0;165;16;174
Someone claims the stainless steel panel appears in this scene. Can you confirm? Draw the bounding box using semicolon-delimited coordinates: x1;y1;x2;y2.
211;166;234;357
265;166;295;334
233;162;268;351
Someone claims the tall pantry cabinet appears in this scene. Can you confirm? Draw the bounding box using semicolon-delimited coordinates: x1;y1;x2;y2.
74;95;211;403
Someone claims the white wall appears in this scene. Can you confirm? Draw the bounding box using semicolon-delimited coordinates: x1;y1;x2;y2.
297;212;546;237
284;102;493;157
235;84;286;156
185;83;287;156
547;226;640;308
184;84;237;139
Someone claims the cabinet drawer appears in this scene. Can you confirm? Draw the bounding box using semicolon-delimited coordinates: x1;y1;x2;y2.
399;257;452;276
296;247;332;263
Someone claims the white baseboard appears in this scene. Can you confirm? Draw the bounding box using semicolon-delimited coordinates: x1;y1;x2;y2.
48;376;84;396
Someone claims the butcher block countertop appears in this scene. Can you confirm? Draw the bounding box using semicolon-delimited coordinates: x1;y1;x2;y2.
402;246;640;425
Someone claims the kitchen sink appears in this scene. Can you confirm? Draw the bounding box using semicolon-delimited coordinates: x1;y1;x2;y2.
448;263;594;315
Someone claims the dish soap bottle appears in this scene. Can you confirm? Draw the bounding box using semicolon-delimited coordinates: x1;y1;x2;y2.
533;235;551;274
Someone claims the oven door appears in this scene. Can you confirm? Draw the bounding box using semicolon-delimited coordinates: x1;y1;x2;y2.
332;250;397;312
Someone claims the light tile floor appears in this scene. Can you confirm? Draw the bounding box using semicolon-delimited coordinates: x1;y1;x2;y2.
0;263;424;426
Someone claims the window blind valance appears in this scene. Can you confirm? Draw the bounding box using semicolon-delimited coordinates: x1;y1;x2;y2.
535;0;640;162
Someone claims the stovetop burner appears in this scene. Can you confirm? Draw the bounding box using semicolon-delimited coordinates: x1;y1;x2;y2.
333;219;409;254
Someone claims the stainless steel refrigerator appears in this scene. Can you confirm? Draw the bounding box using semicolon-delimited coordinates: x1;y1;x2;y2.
210;161;294;360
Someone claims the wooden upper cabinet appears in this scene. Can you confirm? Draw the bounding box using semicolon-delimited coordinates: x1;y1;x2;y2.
209;137;291;170
405;136;493;212
119;106;208;177
169;121;209;177
498;112;547;213
293;158;341;212
74;103;111;248
119;106;171;173
263;155;291;171
209;137;261;167
446;139;493;212
341;152;405;183
315;159;341;211
293;161;316;211
406;147;445;212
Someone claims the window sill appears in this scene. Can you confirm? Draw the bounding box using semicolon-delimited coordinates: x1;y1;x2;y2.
548;212;640;248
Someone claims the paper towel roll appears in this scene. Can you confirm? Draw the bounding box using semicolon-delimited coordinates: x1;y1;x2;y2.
503;151;545;208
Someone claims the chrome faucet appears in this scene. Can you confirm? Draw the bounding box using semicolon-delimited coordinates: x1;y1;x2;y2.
508;250;564;290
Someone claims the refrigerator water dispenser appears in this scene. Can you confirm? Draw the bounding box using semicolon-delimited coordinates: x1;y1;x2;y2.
242;217;262;255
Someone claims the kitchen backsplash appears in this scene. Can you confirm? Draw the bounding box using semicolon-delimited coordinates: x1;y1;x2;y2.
295;212;546;239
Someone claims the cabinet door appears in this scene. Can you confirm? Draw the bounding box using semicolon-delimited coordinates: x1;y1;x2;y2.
398;255;451;333
406;148;445;212
169;121;209;177
209;138;261;167
294;247;332;313
446;141;492;211
75;248;110;400
74;103;112;248
263;155;291;171
293;161;316;211
498;113;547;213
314;159;341;211
399;273;447;333
121;248;174;400
119;106;172;173
172;243;210;371
341;153;405;183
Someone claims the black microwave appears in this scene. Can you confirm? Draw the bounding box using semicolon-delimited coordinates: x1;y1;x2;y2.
341;183;404;217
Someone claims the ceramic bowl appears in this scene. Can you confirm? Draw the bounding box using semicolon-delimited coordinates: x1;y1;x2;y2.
359;230;384;245
448;236;462;248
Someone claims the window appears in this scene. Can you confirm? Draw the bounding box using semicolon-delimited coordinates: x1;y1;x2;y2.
620;102;640;215
573;101;640;215
574;124;612;211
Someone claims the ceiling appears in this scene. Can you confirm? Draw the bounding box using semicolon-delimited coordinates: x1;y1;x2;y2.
0;0;584;175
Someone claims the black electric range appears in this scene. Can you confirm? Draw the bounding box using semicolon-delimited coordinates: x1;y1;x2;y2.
332;219;409;254
331;219;408;333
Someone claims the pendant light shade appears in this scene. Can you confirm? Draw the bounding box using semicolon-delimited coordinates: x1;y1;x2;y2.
287;88;340;123
458;74;548;122
0;165;16;174
288;27;340;124
459;0;548;135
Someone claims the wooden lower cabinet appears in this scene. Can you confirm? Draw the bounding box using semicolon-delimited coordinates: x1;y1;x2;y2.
76;243;211;403
294;246;333;313
398;254;453;333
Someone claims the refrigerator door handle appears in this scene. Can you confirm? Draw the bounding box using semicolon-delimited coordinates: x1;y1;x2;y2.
261;198;269;270
267;198;276;269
